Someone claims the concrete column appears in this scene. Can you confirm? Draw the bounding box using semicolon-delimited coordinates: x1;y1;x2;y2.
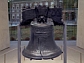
77;0;84;49
0;0;10;50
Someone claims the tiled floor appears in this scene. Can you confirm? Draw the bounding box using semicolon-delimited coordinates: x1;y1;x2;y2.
0;41;84;63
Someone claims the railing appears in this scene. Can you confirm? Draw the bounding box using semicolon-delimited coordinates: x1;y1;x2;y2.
0;45;84;63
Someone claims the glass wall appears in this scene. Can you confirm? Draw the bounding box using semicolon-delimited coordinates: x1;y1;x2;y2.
9;25;77;41
63;0;78;9
8;0;78;41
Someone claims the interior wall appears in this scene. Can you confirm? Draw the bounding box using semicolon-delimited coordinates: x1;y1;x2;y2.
77;0;84;49
0;0;10;50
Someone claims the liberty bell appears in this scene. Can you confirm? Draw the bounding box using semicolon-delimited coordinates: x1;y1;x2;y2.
21;5;63;60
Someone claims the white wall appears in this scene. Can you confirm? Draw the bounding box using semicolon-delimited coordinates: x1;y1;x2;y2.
0;0;10;50
77;0;84;49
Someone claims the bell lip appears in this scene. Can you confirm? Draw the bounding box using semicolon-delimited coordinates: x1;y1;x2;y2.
22;49;63;60
41;51;63;60
22;49;42;60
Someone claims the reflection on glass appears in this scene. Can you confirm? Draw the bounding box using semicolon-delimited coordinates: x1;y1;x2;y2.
21;4;23;6
16;14;20;19
26;3;28;6
59;0;63;2
39;2;43;6
45;2;48;6
16;4;19;9
12;4;15;9
34;2;38;6
30;3;32;7
12;14;15;19
12;10;15;12
50;2;54;8
21;3;23;7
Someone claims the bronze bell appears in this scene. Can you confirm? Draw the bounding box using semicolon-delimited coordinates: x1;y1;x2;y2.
22;24;62;60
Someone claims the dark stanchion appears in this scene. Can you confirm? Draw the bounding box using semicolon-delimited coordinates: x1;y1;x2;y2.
63;21;67;63
80;53;82;63
4;54;6;63
61;45;63;60
24;46;25;61
17;25;21;63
